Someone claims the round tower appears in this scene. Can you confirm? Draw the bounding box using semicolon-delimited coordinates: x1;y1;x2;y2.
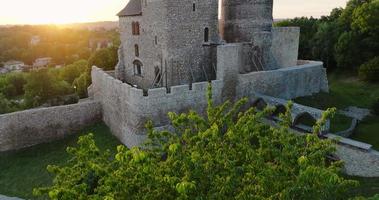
220;0;273;43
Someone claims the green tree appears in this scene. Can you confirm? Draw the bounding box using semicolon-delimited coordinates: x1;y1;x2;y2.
34;87;359;199
352;0;379;38
1;72;27;98
88;48;117;71
0;93;12;114
73;73;90;98
24;69;73;107
60;60;88;84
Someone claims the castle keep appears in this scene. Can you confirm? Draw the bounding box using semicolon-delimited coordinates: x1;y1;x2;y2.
115;0;299;90
90;0;329;147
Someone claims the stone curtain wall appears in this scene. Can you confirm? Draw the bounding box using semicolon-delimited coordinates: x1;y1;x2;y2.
237;61;329;100
0;101;102;152
91;67;223;147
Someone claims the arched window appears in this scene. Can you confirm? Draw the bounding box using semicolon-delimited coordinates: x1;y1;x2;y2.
193;3;196;11
135;44;139;57
154;66;161;86
204;27;209;43
133;60;143;76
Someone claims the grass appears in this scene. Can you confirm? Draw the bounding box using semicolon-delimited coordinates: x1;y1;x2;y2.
0;123;121;199
351;115;379;150
347;176;379;198
295;72;379;110
294;71;379;150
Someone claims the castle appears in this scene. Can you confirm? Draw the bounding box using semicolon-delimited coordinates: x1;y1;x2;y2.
89;0;329;147
2;0;378;178
115;0;299;90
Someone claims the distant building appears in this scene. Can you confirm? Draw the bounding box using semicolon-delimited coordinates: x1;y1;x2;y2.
30;35;41;46
33;57;52;69
1;60;25;74
89;38;113;51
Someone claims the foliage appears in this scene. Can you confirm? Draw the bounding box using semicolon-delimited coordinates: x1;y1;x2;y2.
372;99;379;116
60;60;88;84
275;0;379;71
295;71;379;150
0;93;15;114
34;86;359;200
24;69;74;107
88;47;117;71
73;73;91;98
0;123;121;199
0;72;26;98
359;57;379;82
0;25;118;65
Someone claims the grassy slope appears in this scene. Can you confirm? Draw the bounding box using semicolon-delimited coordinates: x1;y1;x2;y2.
0;123;121;199
295;72;379;150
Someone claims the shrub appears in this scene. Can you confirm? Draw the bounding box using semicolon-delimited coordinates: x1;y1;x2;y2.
34;86;359;200
359;57;379;82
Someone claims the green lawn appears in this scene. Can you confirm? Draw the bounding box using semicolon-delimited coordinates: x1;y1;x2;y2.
347;176;379;198
0;123;121;199
295;72;379;110
295;71;379;150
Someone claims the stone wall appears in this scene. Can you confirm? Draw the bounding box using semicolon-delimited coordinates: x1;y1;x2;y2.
271;27;300;68
0;101;102;152
91;67;223;147
236;61;329;100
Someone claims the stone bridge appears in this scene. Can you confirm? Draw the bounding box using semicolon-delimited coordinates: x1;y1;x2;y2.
250;94;329;133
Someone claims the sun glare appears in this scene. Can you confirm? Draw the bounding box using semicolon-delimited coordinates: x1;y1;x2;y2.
0;0;125;25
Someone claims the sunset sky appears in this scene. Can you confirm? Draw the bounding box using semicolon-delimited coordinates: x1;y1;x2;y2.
0;0;349;25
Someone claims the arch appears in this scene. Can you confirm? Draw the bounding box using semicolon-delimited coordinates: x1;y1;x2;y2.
252;98;267;111
133;60;143;76
204;27;209;43
293;112;317;129
134;44;139;57
272;104;286;118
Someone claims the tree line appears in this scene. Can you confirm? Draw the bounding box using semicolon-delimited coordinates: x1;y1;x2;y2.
0;25;119;66
276;0;379;82
0;44;119;114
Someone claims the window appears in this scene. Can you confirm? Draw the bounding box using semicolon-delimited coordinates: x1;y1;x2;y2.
133;60;143;76
154;66;161;86
132;22;140;35
204;27;209;43
135;44;139;57
155;36;158;45
193;3;196;11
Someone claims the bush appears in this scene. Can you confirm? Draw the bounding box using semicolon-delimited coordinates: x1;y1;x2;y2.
359;57;379;82
373;99;379;115
34;86;359;200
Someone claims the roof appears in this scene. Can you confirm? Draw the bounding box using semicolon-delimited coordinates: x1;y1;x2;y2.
117;0;142;17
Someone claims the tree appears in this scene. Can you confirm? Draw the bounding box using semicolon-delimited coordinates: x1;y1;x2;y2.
88;48;117;71
1;72;27;98
60;60;88;84
24;69;73;107
34;86;360;199
352;0;379;38
73;73;90;98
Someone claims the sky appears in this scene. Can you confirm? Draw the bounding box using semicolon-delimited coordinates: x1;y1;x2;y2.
0;0;349;25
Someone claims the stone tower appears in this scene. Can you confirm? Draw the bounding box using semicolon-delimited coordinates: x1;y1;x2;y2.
116;0;219;90
220;0;274;43
220;0;275;70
